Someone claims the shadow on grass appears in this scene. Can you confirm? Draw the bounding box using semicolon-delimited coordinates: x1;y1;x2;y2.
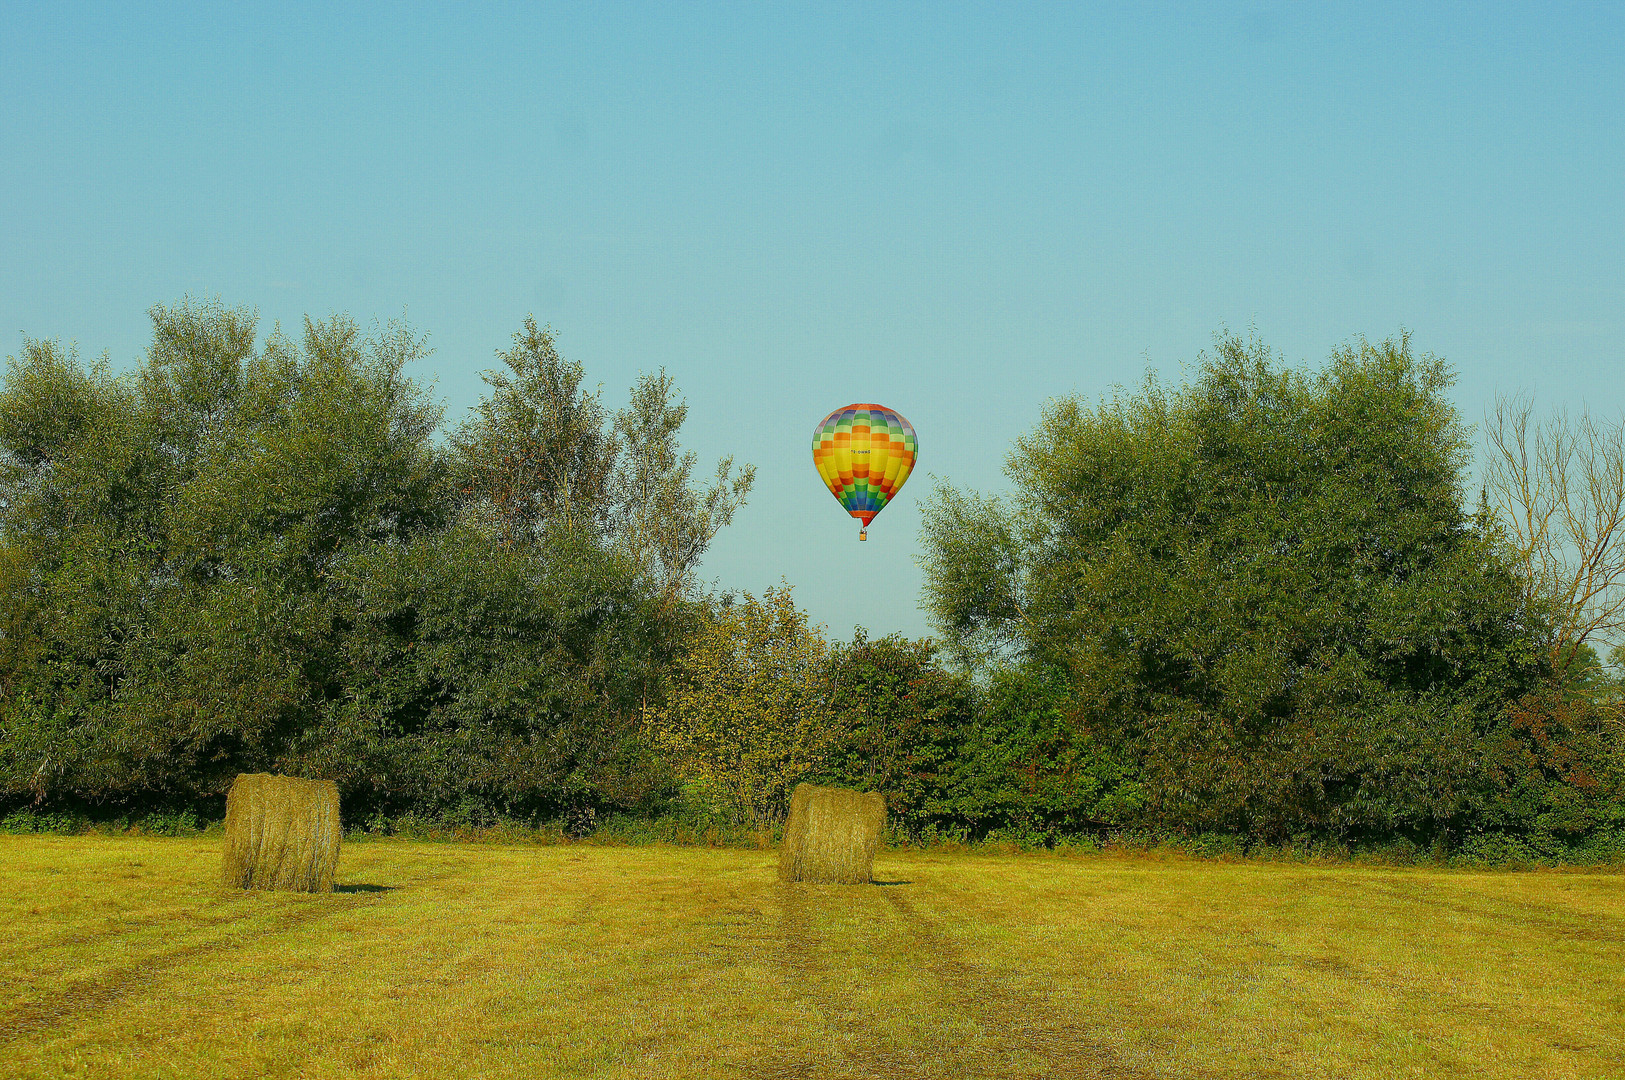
333;883;395;894
871;879;913;887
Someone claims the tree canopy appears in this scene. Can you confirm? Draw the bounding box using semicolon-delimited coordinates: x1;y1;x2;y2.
920;332;1576;842
3;308;1618;856
0;301;749;819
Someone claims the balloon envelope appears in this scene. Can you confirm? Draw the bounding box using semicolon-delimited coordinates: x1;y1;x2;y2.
811;404;918;534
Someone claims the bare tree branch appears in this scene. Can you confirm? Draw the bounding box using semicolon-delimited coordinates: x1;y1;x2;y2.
1484;394;1625;673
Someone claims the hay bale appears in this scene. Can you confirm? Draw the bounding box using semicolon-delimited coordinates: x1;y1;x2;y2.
221;773;341;893
778;782;886;884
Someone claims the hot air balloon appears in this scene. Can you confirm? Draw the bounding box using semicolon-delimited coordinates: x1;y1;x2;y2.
811;404;917;540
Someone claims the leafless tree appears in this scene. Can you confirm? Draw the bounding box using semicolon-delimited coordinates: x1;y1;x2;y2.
1483;393;1625;674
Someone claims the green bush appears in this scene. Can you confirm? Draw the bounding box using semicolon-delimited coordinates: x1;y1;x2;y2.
1;808;85;835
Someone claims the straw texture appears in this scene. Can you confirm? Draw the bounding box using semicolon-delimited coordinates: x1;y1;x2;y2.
220;773;341;893
778;782;886;884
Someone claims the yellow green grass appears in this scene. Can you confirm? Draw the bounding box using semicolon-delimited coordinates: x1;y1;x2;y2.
2;835;1622;1079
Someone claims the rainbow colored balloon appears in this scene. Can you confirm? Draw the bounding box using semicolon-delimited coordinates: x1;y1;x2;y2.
811;404;918;540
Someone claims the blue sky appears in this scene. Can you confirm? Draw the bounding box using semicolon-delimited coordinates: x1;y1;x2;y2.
3;2;1621;641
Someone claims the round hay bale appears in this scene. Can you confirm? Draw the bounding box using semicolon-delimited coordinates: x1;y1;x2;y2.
777;782;886;884
220;773;341;893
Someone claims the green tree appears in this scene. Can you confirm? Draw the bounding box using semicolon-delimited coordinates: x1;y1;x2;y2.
452;321;755;604
0;300;445;804
612;370;755;605
1;301;759;823
650;586;838;826
452;317;618;542
816;640;1143;841
921;332;1556;842
816;630;972;822
314;524;673;820
927;665;1144;841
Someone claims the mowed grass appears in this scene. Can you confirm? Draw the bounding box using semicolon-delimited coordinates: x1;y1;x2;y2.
2;836;1622;1079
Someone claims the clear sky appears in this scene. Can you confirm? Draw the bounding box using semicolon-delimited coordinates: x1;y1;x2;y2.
3;2;1621;642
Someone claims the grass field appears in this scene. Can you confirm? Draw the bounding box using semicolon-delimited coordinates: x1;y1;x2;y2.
2;836;1622;1079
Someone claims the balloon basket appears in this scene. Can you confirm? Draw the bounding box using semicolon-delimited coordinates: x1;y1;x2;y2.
858;529;867;541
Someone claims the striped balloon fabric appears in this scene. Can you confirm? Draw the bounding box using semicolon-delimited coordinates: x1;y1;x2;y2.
811;404;918;539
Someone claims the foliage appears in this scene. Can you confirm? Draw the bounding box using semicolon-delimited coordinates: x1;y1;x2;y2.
651;586;839;826
451;316;617;541
0;301;444;804
450;320;755;595
612;370;756;604
812;635;1145;843
916;665;1145;842
0;806;87;834
0;301;749;821
920;331;1566;842
6;304;1617;853
316;524;678;820
815;630;972;824
1468;675;1625;846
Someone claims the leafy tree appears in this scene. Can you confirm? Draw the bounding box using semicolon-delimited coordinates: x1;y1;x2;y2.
815;640;1143;841
2;301;759;822
1481;673;1625;847
650;586;838;826
921;331;1557;842
451;317;617;542
452;320;755;605
312;524;673;820
612;370;755;605
816;630;972;822
0;300;445;804
927;665;1144;841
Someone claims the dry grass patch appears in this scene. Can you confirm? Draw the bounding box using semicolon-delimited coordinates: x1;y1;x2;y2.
1;835;1621;1078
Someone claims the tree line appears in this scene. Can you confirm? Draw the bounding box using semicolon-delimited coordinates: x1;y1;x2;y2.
2;303;1621;856
918;331;1625;854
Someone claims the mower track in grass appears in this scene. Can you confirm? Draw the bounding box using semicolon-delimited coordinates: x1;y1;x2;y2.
4;838;1624;1079
0;897;362;1044
749;879;1162;1080
0;862;454;1047
879;889;1159;1079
